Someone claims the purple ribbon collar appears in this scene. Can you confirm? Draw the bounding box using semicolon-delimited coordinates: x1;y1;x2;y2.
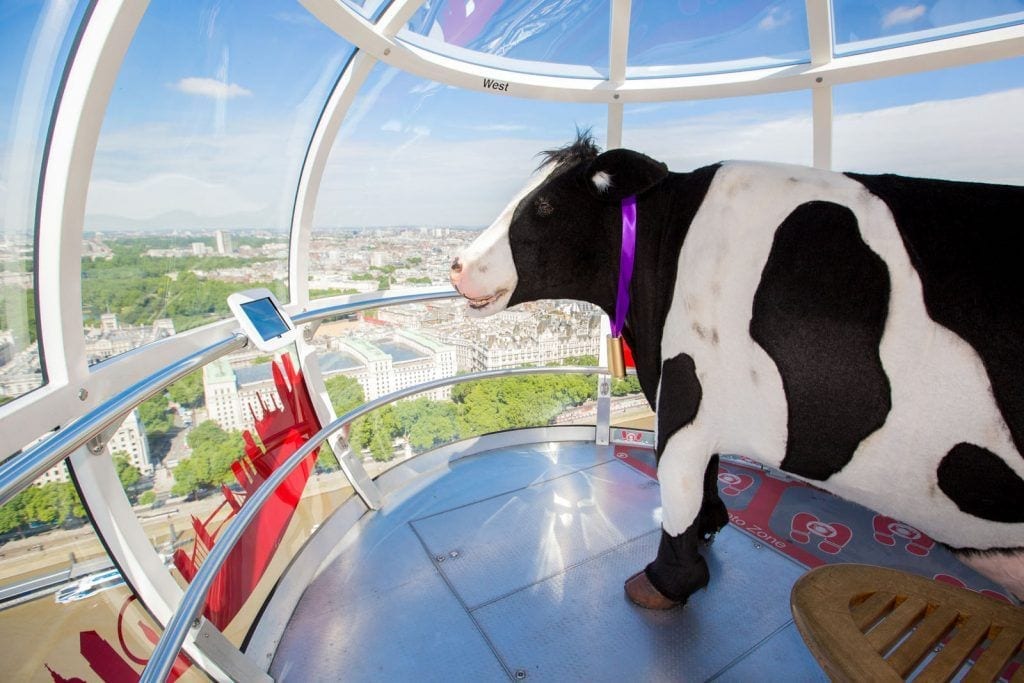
612;195;637;338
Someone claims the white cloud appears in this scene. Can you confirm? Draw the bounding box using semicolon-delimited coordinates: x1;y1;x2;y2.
882;4;927;29
84;88;1024;230
623;88;1024;187
758;7;791;31
173;77;252;100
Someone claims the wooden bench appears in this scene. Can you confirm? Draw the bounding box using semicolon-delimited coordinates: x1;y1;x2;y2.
791;564;1023;682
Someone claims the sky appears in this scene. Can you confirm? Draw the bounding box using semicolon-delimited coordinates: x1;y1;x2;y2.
1;0;1023;235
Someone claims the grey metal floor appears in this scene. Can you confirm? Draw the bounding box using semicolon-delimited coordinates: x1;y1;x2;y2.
271;441;826;682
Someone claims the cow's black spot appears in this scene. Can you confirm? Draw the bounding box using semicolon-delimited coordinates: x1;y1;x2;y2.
656;353;702;461
750;201;892;481
849;173;1024;460
937;443;1024;523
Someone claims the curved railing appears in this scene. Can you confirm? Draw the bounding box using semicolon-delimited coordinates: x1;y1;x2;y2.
0;287;459;507
0;286;637;680
139;364;605;682
0;333;248;507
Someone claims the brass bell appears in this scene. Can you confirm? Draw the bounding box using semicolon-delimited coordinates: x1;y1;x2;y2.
607;334;626;380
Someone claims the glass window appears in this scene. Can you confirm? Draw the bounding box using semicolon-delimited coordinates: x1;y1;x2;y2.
310;62;608;296
833;57;1024;183
622;90;814;170
627;0;810;77
0;480;208;681
339;0;390;22
106;349;353;647
82;1;354;366
0;2;89;402
401;0;611;75
833;0;1024;56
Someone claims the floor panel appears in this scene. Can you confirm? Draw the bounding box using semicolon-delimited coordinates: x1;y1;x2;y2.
271;440;824;681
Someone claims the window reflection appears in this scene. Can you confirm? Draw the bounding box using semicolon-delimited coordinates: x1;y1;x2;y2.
0;1;89;402
833;0;1024;55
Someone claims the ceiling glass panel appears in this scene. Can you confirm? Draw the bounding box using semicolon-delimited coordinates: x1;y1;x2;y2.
402;0;611;74
621;90;813;171
627;0;811;77
0;1;90;403
82;1;353;366
834;57;1024;183
834;0;1024;56
340;0;391;22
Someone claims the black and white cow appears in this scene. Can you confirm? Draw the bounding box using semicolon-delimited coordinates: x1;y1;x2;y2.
450;133;1024;608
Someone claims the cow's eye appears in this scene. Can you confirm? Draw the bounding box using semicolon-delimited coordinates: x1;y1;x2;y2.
536;197;554;217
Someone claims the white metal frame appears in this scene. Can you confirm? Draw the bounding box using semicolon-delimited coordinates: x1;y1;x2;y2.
2;0;1022;678
301;0;1024;104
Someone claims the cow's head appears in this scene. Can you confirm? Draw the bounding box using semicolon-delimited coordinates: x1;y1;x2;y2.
450;133;668;316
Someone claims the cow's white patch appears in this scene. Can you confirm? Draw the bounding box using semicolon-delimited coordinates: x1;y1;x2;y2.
656;161;1024;552
452;163;557;316
592;171;612;193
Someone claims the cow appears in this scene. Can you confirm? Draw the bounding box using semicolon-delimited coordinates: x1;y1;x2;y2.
449;132;1024;608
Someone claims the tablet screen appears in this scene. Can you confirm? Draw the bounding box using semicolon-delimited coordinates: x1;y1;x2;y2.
239;297;290;340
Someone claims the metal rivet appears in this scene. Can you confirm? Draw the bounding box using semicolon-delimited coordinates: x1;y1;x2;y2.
78;388;88;401
435;554;446;563
815;76;823;83
515;670;528;680
613;93;620;99
383;48;391;56
449;550;460;559
753;542;763;550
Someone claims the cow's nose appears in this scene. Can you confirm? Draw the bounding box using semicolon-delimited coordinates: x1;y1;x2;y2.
450;257;462;273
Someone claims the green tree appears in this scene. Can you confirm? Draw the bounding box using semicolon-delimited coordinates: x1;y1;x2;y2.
57;483;85;520
325;374;365;416
138;490;156;506
138;395;173;441
173;421;244;495
113;452;142;491
166;370;204;408
0;482;84;534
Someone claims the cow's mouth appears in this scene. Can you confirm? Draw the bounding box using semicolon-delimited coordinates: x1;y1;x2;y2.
466;289;508;310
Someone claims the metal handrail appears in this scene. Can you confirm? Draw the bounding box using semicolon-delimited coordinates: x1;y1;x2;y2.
291;286;458;326
140;364;605;683
0;333;248;507
0;287;459;508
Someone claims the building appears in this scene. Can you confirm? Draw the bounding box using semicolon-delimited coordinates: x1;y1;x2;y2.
203;358;285;433
215;230;233;255
105;408;154;476
203;359;246;432
85;318;176;366
316;331;456;402
441;306;601;372
35;407;152;484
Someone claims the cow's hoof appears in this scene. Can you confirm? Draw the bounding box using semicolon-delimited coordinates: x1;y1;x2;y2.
624;571;681;610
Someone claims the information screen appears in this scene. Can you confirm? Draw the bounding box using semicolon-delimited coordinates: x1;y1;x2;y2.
240;297;290;340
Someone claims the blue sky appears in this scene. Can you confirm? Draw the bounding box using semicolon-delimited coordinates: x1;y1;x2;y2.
1;0;1022;234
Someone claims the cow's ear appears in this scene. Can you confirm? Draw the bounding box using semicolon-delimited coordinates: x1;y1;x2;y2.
585;148;668;201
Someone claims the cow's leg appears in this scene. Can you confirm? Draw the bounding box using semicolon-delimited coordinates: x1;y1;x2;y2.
626;428;714;609
698;454;728;544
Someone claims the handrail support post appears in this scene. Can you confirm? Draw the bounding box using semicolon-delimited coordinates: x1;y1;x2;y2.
596;374;612;446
